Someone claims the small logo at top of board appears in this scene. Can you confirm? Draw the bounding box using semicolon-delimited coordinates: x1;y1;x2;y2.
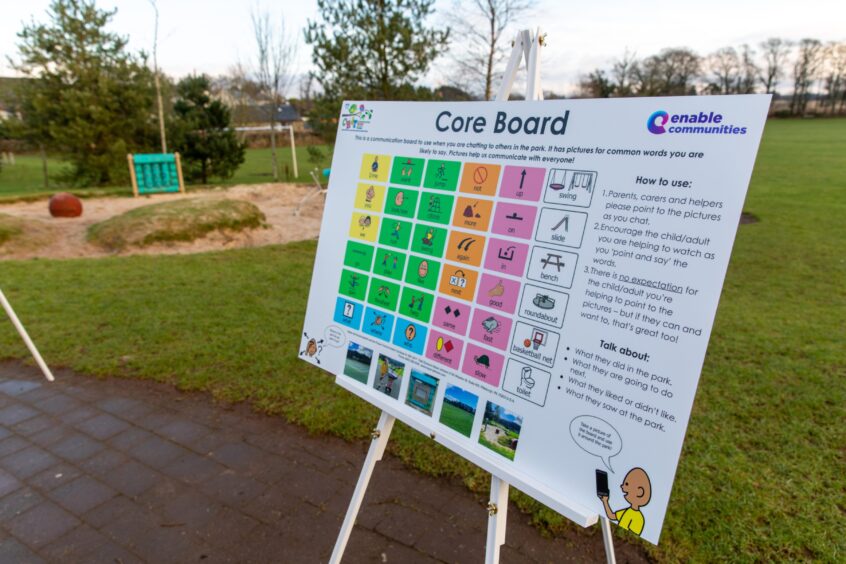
342;103;374;132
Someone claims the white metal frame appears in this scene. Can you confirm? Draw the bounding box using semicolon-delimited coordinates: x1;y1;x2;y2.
294;168;329;216
234;124;299;179
0;288;55;382
330;28;617;564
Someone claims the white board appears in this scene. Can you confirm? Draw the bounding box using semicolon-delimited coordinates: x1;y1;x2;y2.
299;95;770;544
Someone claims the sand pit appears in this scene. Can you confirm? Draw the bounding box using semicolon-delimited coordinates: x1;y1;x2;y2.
0;183;325;260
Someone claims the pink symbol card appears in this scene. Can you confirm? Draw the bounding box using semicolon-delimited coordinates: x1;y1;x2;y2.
468;309;513;350
484;238;529;278
461;343;504;387
475;274;520;314
491;202;537;240
499;166;545;201
431;297;471;336
425;329;463;370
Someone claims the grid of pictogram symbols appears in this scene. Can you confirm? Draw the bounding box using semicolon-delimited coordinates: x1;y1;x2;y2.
335;153;597;404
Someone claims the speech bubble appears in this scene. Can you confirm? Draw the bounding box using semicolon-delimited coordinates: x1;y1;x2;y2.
569;415;623;472
324;325;347;348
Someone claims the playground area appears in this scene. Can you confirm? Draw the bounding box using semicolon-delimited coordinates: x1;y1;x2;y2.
0;183;325;260
0;118;843;562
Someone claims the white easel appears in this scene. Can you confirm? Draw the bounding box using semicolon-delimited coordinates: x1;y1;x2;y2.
330;29;617;564
1;288;55;382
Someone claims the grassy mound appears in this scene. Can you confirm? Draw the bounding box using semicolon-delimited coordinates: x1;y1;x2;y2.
0;213;56;255
87;198;266;251
0;213;24;245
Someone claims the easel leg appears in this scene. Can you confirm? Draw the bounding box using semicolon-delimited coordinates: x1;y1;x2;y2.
329;411;395;564
600;517;618;564
0;289;55;382
485;475;509;564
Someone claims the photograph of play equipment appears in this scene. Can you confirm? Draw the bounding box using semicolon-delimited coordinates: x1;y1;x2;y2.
479;401;523;460
405;370;439;416
373;354;404;399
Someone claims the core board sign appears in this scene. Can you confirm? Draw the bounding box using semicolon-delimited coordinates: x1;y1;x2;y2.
299;96;770;543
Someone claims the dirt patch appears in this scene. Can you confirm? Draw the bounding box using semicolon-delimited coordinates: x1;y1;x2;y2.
740;211;760;224
0;183;324;260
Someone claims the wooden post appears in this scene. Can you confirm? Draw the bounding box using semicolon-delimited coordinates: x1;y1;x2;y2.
289;126;299;179
174;152;186;193
40;143;49;189
128;154;139;197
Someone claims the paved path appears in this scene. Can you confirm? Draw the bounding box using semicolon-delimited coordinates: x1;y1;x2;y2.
0;361;649;563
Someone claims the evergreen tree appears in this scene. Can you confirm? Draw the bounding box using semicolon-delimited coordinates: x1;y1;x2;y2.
12;0;156;186
305;0;449;141
169;75;245;184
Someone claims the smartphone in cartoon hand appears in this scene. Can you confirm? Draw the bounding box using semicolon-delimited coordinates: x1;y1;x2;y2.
595;469;610;498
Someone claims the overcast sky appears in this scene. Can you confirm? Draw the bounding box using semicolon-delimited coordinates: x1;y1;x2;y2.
2;0;844;96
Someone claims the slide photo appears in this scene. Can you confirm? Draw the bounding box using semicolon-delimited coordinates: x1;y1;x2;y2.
373;354;405;399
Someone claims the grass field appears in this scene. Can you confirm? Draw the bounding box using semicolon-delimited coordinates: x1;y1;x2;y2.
343;358;371;384
439;401;475;436
0;145;333;201
1;119;844;562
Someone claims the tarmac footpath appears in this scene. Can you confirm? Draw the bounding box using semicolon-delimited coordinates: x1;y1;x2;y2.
0;360;649;563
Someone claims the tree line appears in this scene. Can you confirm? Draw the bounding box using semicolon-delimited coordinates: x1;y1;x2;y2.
578;39;846;116
2;0;843;188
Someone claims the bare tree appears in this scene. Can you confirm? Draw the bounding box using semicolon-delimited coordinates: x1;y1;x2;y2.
610;49;637;96
449;0;534;100
148;0;166;152
707;47;740;94
213;63;263;125
633;48;700;96
737;44;758;94
758;38;792;94
791;38;824;115
251;7;297;181
577;69;613;98
821;42;846;114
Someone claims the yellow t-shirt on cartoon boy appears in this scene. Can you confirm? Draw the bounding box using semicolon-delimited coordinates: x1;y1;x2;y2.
615;508;645;535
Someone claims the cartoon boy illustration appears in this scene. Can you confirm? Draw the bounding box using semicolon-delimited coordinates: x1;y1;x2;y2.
599;467;651;536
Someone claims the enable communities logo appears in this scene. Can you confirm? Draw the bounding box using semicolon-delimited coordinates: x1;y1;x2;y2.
341;103;374;132
647;110;748;135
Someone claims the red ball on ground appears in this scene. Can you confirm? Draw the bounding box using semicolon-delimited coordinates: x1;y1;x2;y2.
49;192;83;218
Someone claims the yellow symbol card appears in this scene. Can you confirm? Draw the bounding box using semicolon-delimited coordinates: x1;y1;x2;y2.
354;183;385;212
360;154;390;182
349;213;379;242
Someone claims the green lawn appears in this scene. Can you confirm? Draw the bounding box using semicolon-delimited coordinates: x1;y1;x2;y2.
1;119;844;562
439;402;475;436
0;145;333;201
343;358;371;384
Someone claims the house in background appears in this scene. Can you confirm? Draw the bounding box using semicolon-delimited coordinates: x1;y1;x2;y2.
231;103;320;148
233;103;303;132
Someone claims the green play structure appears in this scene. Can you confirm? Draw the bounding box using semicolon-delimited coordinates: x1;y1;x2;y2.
127;153;185;197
